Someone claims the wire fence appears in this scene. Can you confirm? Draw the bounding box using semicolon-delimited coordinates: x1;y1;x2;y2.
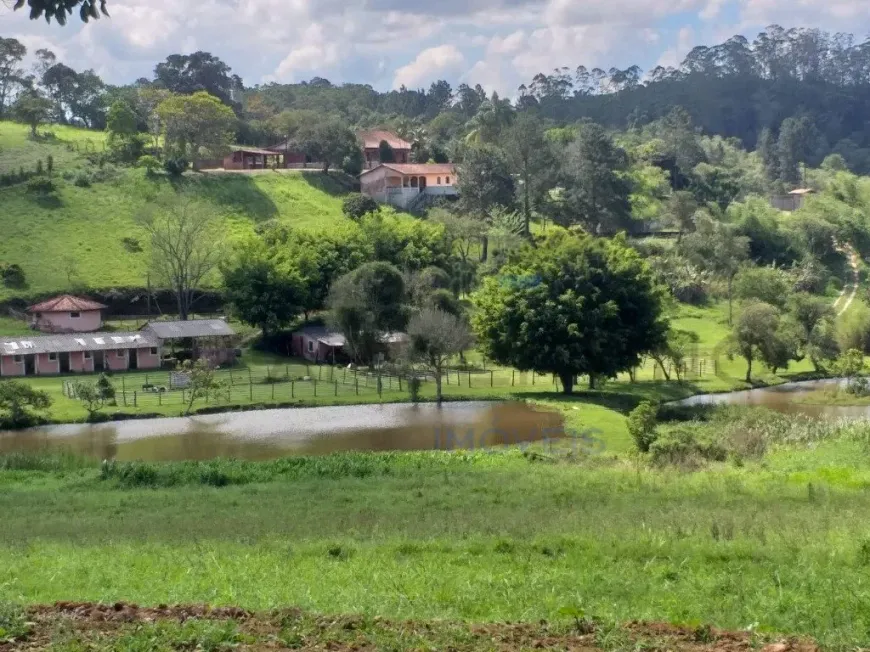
60;353;719;412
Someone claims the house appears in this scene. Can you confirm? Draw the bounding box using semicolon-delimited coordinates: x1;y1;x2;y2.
291;326;409;363
359;163;458;209
214;147;285;171
142;319;239;366
27;295;108;333
770;188;815;212
0;331;161;377
292;326;348;363
0;319;239;377
358;130;412;169
264;140;314;168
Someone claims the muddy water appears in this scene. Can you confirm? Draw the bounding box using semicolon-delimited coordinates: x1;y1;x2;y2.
0;402;566;462
674;378;870;419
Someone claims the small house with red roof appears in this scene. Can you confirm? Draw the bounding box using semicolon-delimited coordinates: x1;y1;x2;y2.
360;163;458;209
27;295;107;333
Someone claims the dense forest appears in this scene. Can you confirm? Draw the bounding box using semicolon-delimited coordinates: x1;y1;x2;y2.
2;25;870;173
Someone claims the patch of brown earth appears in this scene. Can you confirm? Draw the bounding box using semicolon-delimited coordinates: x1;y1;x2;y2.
1;602;819;652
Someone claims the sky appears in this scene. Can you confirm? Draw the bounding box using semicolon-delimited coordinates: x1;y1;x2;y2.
2;0;869;95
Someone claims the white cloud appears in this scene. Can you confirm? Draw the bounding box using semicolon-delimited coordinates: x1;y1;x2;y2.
656;26;695;69
393;45;466;89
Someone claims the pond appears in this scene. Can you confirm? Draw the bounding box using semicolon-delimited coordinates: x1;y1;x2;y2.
0;402;566;462
674;378;870;419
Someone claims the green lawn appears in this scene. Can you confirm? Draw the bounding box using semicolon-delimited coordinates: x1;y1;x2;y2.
2;437;869;649
0;121;108;175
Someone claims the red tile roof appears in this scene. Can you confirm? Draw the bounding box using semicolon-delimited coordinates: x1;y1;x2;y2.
357;130;412;150
361;163;456;177
27;295;108;313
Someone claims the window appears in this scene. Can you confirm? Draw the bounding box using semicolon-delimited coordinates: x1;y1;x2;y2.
12;355;22;363
70;311;80;319
48;353;57;361
84;351;92;360
117;350;125;358
445;176;451;184
437;177;441;185
307;340;314;353
150;347;158;356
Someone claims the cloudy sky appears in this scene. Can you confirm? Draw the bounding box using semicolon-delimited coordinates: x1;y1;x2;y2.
2;0;867;95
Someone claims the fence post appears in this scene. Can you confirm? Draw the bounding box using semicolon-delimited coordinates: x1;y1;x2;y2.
468;371;472;388
248;368;253;385
335;380;338;396
491;371;494;388
122;377;127;406
344;368;347;383
306;364;310;377
285;365;290;380
145;374;149;386
249;382;253;401
182;388;186;405
134;391;137;407
532;373;535;386
512;370;515;387
230;369;235;386
314;379;317;397
399;376;402;392
446;369;450;385
267;365;271;381
271;383;275;401
355;376;359;395
319;366;323;381
158;391;162;406
291;380;295;399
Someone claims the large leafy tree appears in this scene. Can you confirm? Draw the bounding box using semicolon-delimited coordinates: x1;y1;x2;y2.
294;117;359;174
154;52;242;110
13;0;107;23
728;301;794;383
0;37;27;118
558;122;632;234
12;90;53;136
156;91;236;169
407;308;473;403
473;230;668;394
0;381;51;428
456;143;515;261
502;112;556;234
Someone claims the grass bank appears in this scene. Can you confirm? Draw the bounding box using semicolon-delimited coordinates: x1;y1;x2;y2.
2;430;870;649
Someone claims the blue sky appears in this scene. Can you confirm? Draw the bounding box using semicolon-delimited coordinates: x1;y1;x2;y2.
2;0;868;95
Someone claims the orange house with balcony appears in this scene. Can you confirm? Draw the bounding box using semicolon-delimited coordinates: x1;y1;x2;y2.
360;163;458;209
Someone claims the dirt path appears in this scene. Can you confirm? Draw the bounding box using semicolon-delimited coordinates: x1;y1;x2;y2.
1;602;820;652
832;241;860;317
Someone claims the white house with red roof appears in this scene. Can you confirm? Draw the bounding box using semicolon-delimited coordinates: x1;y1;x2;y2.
27;295;108;333
359;163;458;209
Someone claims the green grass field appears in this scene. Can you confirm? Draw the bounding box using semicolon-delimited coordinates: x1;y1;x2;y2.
0;121;405;300
2;434;869;649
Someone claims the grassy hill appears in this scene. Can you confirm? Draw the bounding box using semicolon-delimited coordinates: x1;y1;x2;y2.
0;121;382;301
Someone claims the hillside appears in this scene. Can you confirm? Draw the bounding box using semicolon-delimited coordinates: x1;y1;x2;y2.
0;122;382;301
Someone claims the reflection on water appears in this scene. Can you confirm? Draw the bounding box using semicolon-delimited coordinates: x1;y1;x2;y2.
0;402;565;462
675;378;870;419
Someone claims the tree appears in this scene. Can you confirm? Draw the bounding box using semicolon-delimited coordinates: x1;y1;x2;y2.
787;292;838;371
12;90;52;136
295;117;359;173
72;379;111;419
156;91;236;170
222;248;305;337
342;193;380;221
728;301;786;383
733;266;791;309
682;215;749;324
328;262;406;364
406;308;474;403
664;191;698;242
757;127;780;182
456;144;515;261
558;122;632;234
378;140;396;163
13;0;108;23
473;231;667;394
178;358;227;416
106;99;138;138
628;401;658;452
0;381;51;428
137;154;161;176
0;37;27;118
154;52;241;109
137;193;223;321
833;349;867;394
503;113;555;234
651;328;698;381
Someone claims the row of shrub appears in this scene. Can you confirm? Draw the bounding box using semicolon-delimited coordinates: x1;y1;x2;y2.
0;156;54;188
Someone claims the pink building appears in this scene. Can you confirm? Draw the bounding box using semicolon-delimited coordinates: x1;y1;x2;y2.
0;332;161;377
359;163;458;209
27;295;107;333
358;130;413;169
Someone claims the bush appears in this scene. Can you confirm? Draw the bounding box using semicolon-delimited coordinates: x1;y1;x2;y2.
627;401;659;452
72;172;91;187
342;193;380;221
0;264;26;289
25;175;54;194
138;154;161;176
163;157;189;176
649;426;727;468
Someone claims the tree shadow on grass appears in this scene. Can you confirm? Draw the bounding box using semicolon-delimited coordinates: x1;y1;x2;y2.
170;174;279;223
299;170;358;197
32;193;63;209
515;381;705;415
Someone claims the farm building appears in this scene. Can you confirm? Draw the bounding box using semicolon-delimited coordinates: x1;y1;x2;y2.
291;326;409;363
359;163;458;209
770;188;816;212
142;319;239;367
27;295;107;333
358;130;412;169
0;319;238;377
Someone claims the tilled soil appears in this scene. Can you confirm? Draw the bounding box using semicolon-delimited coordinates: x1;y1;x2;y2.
1;602;819;651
